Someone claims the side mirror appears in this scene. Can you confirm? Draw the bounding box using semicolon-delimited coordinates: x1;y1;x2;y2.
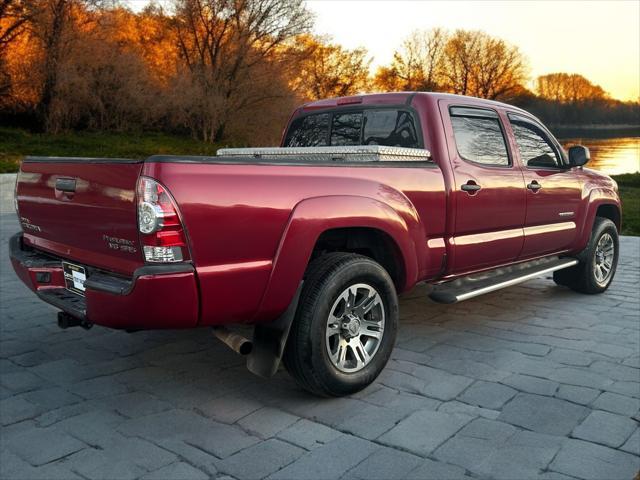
568;145;590;167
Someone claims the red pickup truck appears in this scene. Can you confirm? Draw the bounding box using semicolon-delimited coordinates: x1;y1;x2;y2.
11;92;621;396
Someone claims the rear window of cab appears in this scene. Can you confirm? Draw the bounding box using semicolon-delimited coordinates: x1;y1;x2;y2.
284;109;421;148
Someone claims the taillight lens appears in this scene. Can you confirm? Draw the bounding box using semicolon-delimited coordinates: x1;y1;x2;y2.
136;177;190;263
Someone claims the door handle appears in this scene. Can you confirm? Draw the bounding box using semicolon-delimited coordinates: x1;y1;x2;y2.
527;180;542;192
54;177;76;200
461;181;481;194
55;178;76;193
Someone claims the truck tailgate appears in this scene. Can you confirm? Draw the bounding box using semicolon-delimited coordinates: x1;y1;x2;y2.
16;158;145;275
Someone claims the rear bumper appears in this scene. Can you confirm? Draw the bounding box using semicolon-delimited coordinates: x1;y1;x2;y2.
9;233;199;329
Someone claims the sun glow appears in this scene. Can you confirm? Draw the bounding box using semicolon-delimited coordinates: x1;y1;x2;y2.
306;0;640;102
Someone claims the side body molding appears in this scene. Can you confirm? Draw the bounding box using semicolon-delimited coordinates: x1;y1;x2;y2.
253;195;423;323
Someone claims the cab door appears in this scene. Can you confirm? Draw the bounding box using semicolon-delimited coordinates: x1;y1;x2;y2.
506;113;584;258
441;103;527;274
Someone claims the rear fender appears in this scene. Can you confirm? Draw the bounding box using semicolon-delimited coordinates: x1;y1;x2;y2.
254;195;421;322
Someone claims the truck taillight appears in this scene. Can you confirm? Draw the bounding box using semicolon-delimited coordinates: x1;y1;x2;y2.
136;177;190;263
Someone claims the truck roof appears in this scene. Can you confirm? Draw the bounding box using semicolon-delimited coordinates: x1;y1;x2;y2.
302;92;529;115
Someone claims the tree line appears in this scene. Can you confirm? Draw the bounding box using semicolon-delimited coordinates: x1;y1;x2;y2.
1;0;638;145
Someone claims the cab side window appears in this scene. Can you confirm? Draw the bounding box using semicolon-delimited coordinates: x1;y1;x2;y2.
363;110;419;148
450;107;510;166
509;114;563;168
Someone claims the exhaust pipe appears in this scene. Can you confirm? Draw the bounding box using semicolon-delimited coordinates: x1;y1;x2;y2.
57;312;92;330
212;326;253;355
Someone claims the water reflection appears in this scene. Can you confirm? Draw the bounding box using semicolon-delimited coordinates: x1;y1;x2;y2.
559;136;639;175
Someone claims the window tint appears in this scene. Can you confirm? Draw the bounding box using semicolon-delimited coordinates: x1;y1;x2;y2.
450;109;510;166
363;110;419;148
331;113;363;145
285;113;329;147
284;109;420;148
509;115;562;168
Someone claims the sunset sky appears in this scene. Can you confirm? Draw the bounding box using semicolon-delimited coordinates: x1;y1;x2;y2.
127;0;640;102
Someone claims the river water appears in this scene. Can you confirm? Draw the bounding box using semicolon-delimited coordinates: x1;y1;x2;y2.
558;136;639;175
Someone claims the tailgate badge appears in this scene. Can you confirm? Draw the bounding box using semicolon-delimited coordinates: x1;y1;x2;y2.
102;235;137;254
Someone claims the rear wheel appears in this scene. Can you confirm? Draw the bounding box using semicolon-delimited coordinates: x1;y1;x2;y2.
283;253;398;397
553;217;619;294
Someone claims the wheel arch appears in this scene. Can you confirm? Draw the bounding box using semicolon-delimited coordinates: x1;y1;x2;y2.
595;203;621;231
573;187;621;254
311;226;406;290
253;195;421;323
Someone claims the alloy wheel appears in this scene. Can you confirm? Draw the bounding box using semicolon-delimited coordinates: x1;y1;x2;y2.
325;283;385;373
593;232;615;286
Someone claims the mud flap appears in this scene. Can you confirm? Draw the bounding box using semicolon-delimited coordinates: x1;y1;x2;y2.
246;283;303;378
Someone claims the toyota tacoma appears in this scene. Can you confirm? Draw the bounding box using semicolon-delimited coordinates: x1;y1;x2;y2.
10;92;622;396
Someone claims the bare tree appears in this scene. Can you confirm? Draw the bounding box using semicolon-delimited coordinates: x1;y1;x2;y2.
24;0;110;130
0;0;30;49
537;73;607;103
47;9;162;131
473;34;528;99
171;0;312;142
443;30;527;100
442;30;481;96
288;34;370;100
382;28;447;92
0;0;31;101
372;65;400;92
34;0;70;130
373;28;525;100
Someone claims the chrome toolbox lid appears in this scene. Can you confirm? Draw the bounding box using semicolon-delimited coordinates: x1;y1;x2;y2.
216;145;432;162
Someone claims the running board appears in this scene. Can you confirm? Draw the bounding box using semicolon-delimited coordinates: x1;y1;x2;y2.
429;257;579;304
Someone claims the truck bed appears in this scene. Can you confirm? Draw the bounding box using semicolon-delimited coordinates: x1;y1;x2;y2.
15;149;446;326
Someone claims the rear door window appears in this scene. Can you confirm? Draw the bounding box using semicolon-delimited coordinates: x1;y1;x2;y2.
450;107;510;166
284;109;420;148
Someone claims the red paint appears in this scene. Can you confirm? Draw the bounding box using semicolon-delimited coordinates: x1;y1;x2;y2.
85;272;199;329
439;102;527;272
10;255;198;329
12;92;621;330
17;161;144;275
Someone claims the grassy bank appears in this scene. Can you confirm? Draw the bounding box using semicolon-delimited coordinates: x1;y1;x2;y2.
0;127;221;173
613;173;640;236
1;127;638;235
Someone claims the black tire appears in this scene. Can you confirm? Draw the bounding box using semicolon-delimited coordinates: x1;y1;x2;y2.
553;217;619;294
283;252;398;397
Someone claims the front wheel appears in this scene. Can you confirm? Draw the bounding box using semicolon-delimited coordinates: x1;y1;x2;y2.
283;253;398;397
554;217;619;294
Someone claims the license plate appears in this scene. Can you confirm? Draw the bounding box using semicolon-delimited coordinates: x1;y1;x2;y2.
62;262;86;296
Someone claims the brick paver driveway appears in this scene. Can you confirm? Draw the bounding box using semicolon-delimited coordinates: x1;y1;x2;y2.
1;207;639;480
